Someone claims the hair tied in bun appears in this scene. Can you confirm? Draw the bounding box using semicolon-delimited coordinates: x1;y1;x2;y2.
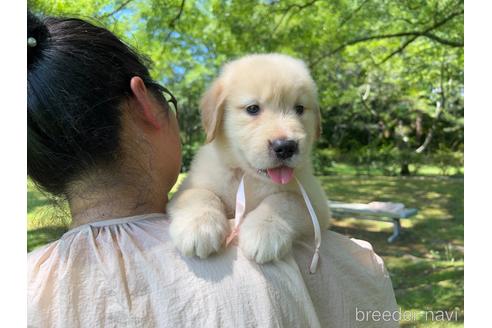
27;11;49;68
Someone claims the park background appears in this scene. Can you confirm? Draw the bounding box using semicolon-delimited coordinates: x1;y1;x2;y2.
27;0;464;327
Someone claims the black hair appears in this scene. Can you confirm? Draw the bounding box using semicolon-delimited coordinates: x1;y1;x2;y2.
27;11;168;196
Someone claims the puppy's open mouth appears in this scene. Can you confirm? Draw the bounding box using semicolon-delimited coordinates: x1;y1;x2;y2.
256;166;294;185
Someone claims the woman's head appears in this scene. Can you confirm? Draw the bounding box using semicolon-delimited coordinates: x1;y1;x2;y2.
27;11;181;214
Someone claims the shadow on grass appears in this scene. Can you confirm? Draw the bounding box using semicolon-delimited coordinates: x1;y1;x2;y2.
27;226;67;252
324;175;464;326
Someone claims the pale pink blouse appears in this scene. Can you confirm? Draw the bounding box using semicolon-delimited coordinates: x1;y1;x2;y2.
28;213;398;327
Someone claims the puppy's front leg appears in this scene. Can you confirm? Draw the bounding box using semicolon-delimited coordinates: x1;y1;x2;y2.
168;188;230;258
239;192;311;264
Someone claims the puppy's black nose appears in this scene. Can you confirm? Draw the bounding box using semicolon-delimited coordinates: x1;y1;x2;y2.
270;139;298;160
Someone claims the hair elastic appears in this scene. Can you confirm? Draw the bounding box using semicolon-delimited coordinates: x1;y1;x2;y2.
28;37;37;48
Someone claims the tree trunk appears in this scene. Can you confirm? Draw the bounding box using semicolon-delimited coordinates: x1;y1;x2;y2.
400;163;410;175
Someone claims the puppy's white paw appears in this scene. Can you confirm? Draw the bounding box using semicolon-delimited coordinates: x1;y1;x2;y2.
239;211;294;264
169;209;229;259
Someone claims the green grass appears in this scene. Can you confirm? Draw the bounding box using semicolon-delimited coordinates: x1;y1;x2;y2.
323;175;464;327
319;162;464;177
27;174;463;327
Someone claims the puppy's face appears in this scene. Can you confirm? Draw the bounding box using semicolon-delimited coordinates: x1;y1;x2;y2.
201;54;321;184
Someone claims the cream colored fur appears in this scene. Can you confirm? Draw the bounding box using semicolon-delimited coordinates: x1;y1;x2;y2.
168;53;331;263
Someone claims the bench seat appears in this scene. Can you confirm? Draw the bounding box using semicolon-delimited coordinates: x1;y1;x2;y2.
329;201;418;243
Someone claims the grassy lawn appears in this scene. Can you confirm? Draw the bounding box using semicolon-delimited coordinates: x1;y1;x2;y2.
323;175;464;327
27;174;463;327
321;162;464;177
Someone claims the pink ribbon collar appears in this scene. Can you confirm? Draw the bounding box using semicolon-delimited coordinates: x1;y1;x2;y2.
226;175;322;274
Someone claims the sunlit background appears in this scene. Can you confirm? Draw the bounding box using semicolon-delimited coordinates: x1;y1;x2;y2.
28;1;464;326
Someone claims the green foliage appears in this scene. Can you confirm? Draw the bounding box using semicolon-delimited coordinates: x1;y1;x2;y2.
28;0;464;174
313;146;463;177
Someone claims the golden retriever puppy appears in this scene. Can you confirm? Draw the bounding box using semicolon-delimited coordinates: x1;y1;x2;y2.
168;53;331;263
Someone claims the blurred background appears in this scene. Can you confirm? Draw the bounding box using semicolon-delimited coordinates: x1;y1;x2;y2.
28;1;464;326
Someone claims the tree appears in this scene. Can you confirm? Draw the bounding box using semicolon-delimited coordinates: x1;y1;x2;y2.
28;0;464;174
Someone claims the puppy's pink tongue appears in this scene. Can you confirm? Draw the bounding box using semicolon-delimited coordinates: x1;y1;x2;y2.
267;166;294;184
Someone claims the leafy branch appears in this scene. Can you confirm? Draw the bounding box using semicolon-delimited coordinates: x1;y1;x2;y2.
416;57;447;154
338;0;370;28
272;0;319;33
165;0;186;42
379;35;419;64
310;9;464;68
99;0;133;19
168;0;186;29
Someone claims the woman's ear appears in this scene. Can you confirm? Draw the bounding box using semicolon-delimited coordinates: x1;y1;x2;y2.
130;76;161;129
200;79;225;143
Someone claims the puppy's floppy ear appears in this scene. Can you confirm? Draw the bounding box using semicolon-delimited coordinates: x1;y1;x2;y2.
200;78;226;143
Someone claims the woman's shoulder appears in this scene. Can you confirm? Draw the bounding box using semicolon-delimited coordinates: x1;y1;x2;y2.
27;213;324;327
27;213;172;326
28;239;59;276
28;213;169;281
293;230;399;327
294;229;389;277
324;230;388;277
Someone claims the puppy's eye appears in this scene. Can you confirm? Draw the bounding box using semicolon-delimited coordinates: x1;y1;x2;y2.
295;105;305;115
246;104;261;115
